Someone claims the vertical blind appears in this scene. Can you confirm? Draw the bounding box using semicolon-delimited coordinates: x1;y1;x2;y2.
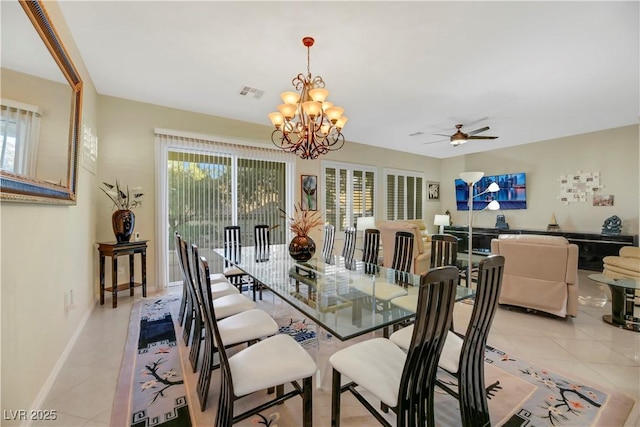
385;169;424;221
0;100;41;176
324;161;376;231
156;131;292;285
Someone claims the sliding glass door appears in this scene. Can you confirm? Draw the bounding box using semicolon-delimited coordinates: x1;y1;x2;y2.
157;132;292;287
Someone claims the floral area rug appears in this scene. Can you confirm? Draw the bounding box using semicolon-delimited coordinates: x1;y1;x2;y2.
112;297;192;427
435;344;634;426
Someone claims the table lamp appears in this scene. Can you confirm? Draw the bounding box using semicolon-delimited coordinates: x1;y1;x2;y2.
356;216;376;236
434;214;450;234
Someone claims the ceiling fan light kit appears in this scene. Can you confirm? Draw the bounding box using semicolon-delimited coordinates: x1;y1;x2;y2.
268;37;347;160
423;123;499;147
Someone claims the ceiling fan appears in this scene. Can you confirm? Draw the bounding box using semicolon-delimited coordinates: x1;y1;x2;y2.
423;124;499;147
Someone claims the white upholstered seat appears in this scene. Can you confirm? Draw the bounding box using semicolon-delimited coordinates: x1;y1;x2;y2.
389;326;463;373
329;337;406;407
211;280;239;300
212;293;256;319
215;309;278;348
229;334;316;396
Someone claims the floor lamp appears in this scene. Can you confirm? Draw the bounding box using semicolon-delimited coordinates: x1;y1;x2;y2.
459;172;500;287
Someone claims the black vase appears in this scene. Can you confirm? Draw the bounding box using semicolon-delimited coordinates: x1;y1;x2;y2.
112;209;135;243
288;235;316;262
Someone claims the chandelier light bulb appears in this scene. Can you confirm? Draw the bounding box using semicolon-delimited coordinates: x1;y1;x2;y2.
281;91;300;105
268;112;284;128
325;106;344;123
309;88;329;103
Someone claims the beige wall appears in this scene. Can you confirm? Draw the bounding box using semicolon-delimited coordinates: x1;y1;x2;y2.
440;125;639;235
0;1;99;422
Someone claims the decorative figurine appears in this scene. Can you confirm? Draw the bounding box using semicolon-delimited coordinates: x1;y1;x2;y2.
602;215;622;235
547;213;560;231
445;210;452;225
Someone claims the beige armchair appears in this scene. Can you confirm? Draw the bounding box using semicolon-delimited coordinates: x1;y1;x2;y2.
603;246;640;304
378;220;431;274
491;234;579;317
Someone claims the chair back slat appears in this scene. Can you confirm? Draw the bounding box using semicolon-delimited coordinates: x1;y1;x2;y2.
176;232;188;324
194;247;235;424
322;224;336;263
223;225;242;266
362;229;380;274
430;233;458;268
391;231;414;273
458;255;505;426
342;226;357;261
398;265;459;425
254;224;270;262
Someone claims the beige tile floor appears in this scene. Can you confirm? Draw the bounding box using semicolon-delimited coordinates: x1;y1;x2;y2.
35;270;640;426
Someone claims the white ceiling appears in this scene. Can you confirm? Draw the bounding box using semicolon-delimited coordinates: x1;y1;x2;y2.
46;1;640;158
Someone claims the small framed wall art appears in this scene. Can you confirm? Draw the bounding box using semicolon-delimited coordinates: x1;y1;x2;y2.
428;181;440;200
301;174;317;210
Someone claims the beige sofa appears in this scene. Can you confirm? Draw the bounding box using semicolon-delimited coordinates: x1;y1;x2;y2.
378;220;431;274
491;234;579;317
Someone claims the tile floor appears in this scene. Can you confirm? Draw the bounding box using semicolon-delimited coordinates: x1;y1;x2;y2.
33;270;640;426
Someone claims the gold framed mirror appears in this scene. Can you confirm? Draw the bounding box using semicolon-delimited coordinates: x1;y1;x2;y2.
1;0;83;204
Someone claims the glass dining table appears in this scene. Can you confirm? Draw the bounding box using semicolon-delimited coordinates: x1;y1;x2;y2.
213;244;475;341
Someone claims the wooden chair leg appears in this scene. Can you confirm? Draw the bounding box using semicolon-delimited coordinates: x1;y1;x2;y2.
303;376;313;427
331;369;341;427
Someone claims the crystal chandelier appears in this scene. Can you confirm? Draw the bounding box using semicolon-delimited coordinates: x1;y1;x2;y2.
268;37;347;160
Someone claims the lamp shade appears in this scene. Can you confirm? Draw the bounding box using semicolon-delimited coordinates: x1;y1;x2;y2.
487;182;500;192
459;171;484;184
487;200;500;210
434;214;450;234
434;214;450;226
356;216;376;231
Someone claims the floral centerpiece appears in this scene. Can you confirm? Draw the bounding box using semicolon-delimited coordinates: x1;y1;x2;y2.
101;181;144;243
279;203;323;261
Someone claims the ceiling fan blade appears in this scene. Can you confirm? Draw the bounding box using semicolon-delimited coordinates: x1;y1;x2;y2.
422;138;449;145
467;126;490;136
433;133;451;137
468;135;498;140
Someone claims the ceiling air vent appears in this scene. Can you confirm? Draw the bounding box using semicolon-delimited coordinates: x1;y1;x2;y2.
238;86;264;99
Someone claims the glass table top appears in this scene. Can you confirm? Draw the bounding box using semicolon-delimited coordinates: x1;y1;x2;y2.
213;244;474;341
588;273;640;290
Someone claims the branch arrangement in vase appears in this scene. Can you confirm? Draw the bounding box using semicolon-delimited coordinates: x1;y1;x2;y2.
279;203;323;236
101;181;144;210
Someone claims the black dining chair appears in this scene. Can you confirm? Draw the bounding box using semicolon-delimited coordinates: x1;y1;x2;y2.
390;255;506;427
191;243;278;396
252;224;270;300
177;235;256;372
342;226;357;268
330;266;460;427
322;223;336;264
223;225;250;294
430;233;458;268
390;233;459;316
362;228;381;265
391;230;414;275
194;252;316;425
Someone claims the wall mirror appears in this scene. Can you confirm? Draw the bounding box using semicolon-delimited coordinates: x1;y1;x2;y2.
1;0;83;204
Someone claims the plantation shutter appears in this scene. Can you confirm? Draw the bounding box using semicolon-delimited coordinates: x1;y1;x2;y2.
323;161;376;232
384;169;424;221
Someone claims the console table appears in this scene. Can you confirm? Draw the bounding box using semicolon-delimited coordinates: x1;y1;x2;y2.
444;226;638;271
98;240;148;308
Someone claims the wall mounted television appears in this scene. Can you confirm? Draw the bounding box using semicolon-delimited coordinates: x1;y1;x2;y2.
455;172;527;210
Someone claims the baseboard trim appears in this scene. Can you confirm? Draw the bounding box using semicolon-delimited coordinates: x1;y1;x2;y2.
23;299;97;427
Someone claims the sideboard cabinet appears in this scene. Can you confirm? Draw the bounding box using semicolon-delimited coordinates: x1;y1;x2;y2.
443;226;638;271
